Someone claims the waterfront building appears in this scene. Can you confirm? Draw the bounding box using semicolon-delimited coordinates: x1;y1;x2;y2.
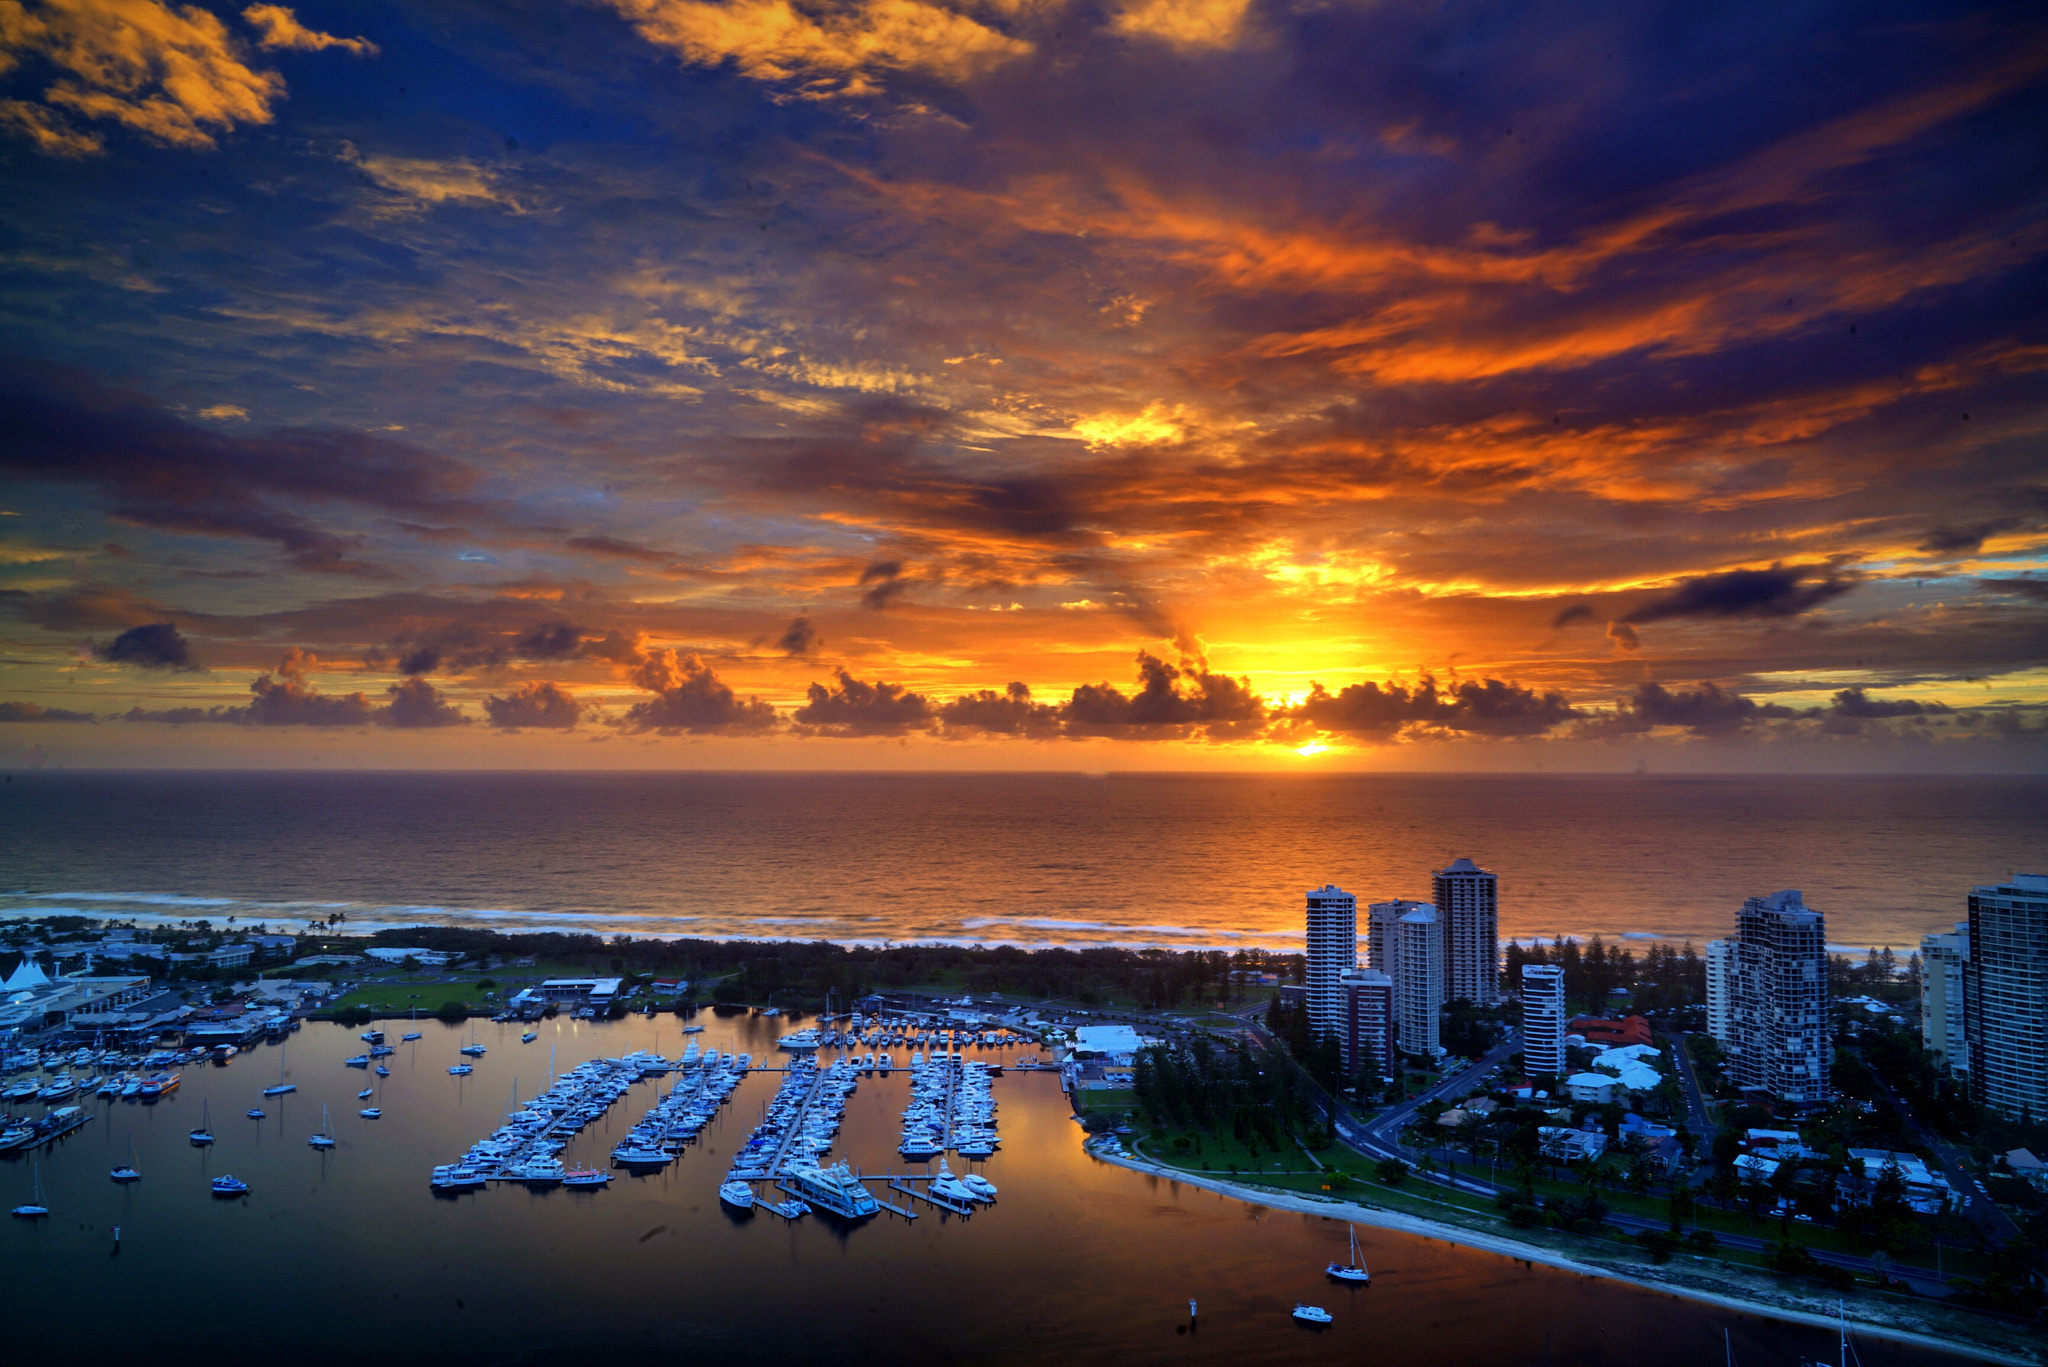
1705;939;1735;1046
1520;963;1566;1076
1393;905;1444;1058
1367;898;1429;975
1433;857;1500;1005
1304;884;1358;1044
1919;923;1969;1078
1728;890;1832;1106
1339;968;1394;1080
1964;874;2048;1122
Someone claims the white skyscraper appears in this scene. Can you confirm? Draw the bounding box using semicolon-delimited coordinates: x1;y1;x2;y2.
1304;884;1358;1044
1730;890;1831;1106
1393;905;1443;1058
1520;962;1566;1076
1367;898;1428;975
1919;922;1969;1078
1705;939;1736;1046
1965;874;2047;1122
1433;857;1500;1005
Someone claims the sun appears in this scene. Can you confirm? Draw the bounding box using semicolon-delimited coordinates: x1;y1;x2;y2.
1295;741;1329;757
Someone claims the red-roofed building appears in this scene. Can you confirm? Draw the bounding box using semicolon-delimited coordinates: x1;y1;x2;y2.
1569;1015;1651;1047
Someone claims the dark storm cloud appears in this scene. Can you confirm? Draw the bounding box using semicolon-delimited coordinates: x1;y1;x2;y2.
1059;652;1264;740
513;621;586;661
857;560;912;611
776;616;820;657
1827;687;1949;719
620;651;777;734
1918;519;2025;556
1622;566;1859;625
0;701;94;722
0;363;479;574
94;622;197;670
1613;681;1802;734
381;678;467;728
792;671;934;736
1288;675;1577;737
1979;577;2048;601
937;682;1061;739
484;681;583;730
1551;604;1597;629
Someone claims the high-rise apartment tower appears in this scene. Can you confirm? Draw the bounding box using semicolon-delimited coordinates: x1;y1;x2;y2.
1393;905;1444;1058
1339;967;1394;1081
1729;890;1832;1106
1433;857;1500;1005
1304;885;1358;1044
1964;874;2047;1122
1919;922;1969;1079
1520;962;1566;1076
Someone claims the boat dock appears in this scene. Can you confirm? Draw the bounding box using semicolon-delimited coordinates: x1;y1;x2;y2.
889;1176;972;1216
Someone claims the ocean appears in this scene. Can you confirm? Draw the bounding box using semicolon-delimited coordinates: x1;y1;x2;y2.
3;772;2042;955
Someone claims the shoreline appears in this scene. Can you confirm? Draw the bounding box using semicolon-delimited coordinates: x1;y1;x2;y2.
1086;1145;2039;1367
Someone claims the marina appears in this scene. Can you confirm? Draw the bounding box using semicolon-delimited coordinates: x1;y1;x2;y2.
0;1006;1978;1367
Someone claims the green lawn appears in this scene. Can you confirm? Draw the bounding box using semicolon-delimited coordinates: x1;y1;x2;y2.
314;961;598;1014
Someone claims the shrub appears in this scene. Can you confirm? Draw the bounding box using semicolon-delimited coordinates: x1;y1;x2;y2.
1375;1158;1409;1185
436;999;468;1021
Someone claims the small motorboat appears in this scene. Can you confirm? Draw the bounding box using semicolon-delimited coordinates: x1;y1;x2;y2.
110;1164;141;1183
358;1088;375;1100
402;1032;423;1042
448;1064;473;1076
359;1107;382;1119
1292;1304;1332;1326
1326;1224;1370;1283
211;1174;250;1197
563;1168;610;1188
246;1107;266;1119
374;1065;390;1076
521;1032;538;1043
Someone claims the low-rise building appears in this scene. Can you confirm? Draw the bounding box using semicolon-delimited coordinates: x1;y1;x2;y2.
1538;1126;1608;1161
362;947;458;967
1568;1015;1651;1048
1566;1072;1622;1104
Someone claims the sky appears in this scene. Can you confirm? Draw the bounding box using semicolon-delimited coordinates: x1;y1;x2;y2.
1;0;2044;771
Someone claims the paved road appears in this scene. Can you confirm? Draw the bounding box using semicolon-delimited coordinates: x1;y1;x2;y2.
1861;1064;2019;1243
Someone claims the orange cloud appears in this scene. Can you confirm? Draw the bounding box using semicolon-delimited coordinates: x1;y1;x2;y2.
240;4;375;57
0;0;282;152
597;0;1033;98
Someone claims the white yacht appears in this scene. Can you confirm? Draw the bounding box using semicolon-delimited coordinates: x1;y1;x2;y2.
783;1162;880;1220
1292;1304;1332;1325
719;1180;756;1209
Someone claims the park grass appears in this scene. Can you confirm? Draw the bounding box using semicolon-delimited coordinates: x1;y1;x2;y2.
315;960;598;1014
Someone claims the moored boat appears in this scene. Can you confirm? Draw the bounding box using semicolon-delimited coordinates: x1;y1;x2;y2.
718;1180;756;1209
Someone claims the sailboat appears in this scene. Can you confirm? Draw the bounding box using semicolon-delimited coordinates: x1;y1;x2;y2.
1325;1223;1370;1283
111;1137;141;1182
308;1104;336;1149
263;1040;296;1096
13;1161;49;1218
189;1099;214;1145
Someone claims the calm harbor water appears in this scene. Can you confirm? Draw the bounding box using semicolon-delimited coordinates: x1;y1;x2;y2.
4;771;2045;954
1;1013;1976;1366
